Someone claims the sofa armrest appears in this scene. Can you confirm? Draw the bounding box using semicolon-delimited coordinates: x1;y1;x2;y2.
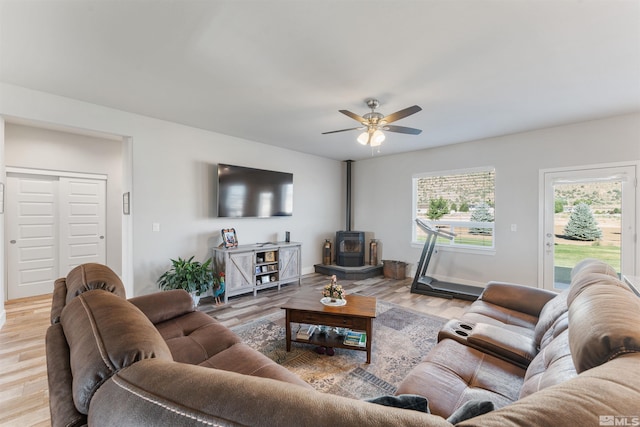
479;282;557;318
128;289;194;325
46;323;86;427
90;359;454;427
467;323;538;368
50;278;68;325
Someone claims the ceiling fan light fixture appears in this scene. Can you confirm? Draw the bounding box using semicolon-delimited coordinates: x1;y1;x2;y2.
357;131;370;145
371;129;385;146
323;98;422;150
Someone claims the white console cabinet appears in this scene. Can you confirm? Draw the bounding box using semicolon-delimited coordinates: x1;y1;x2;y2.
212;242;301;303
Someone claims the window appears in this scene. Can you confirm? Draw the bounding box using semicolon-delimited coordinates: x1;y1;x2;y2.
412;167;496;249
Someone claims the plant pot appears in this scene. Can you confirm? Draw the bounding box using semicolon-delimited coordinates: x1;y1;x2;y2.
190;292;201;307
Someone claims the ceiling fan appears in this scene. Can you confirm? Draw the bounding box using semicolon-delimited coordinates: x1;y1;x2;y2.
322;99;422;147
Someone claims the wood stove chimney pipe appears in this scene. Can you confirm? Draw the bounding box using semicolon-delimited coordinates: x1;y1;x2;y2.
345;160;353;231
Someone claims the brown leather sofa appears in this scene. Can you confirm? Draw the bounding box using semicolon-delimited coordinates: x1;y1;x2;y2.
397;258;640;425
46;260;640;426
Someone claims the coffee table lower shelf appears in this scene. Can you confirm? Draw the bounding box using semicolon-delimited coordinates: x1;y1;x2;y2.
291;332;368;358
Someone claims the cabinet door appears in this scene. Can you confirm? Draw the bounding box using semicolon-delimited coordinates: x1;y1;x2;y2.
227;251;254;291
279;245;300;282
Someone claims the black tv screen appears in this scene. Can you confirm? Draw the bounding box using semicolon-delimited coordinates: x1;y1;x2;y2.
217;164;293;218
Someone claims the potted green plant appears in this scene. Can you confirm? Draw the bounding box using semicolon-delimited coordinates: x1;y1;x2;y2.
157;256;216;306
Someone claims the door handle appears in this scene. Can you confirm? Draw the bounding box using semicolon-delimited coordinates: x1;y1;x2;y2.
99;236;105;239
10;240;16;244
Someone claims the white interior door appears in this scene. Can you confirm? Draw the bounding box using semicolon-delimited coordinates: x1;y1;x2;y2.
58;177;106;276
6;172;107;299
541;164;636;291
6;174;58;299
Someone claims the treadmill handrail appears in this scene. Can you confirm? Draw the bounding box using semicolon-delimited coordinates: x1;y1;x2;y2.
415;218;456;240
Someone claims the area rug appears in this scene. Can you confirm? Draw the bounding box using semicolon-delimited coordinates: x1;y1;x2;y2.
229;301;445;399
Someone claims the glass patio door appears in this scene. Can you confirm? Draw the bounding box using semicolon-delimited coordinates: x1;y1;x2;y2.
541;164;636;291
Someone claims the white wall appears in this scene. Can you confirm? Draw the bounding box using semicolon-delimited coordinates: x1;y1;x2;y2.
0;118;5;328
354;113;640;287
4;123;124;274
0;83;344;300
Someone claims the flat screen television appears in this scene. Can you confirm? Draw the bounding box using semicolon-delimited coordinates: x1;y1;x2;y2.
217;163;293;218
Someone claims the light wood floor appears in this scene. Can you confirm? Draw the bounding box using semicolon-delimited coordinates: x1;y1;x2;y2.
0;274;471;427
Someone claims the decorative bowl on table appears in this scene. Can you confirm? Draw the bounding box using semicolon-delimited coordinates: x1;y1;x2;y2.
320;297;347;306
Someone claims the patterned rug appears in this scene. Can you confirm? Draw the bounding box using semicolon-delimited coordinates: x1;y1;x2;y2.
230;301;445;399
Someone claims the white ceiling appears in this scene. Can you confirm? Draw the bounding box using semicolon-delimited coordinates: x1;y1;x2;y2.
1;0;639;161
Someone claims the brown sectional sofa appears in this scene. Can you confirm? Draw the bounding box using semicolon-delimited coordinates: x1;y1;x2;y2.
46;260;640;426
397;258;640;424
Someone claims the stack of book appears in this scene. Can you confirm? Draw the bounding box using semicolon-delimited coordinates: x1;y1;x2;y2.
296;324;316;340
343;330;367;347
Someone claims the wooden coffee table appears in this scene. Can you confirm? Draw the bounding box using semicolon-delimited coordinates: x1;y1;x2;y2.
281;292;377;363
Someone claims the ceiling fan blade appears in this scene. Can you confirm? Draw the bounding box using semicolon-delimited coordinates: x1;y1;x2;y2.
339;110;368;124
321;127;364;135
383;105;422;124
384;125;422;135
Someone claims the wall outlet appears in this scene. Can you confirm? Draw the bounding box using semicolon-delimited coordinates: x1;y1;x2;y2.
152;223;160;232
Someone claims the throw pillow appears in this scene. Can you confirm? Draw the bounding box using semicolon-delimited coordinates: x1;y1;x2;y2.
366;394;430;413
446;400;495;423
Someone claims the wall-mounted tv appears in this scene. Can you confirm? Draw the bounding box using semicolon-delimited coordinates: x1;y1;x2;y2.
217;163;293;218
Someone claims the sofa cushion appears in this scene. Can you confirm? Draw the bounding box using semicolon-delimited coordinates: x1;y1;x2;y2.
461;300;538;338
569;277;640;373
457;355;640;427
568;272;630;308
129;289;195;325
154;310;242;364
466;323;538;368
60;290;172;414
199;342;312;388
570;257;618;281
64;263;126;305
476;281;556;318
538;310;569;352
518;327;576;399
396;338;526;417
532;289;568;348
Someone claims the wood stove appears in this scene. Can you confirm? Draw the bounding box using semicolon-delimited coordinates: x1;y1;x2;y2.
336;231;365;267
314;160;383;279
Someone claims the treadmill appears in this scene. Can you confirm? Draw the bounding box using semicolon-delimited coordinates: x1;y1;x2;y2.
411;218;483;301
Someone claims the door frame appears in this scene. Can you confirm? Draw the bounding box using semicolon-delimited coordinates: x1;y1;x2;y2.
538;161;638;290
1;118;133;330
7;167;107;181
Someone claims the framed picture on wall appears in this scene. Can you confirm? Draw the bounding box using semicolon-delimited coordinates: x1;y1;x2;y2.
221;228;238;248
